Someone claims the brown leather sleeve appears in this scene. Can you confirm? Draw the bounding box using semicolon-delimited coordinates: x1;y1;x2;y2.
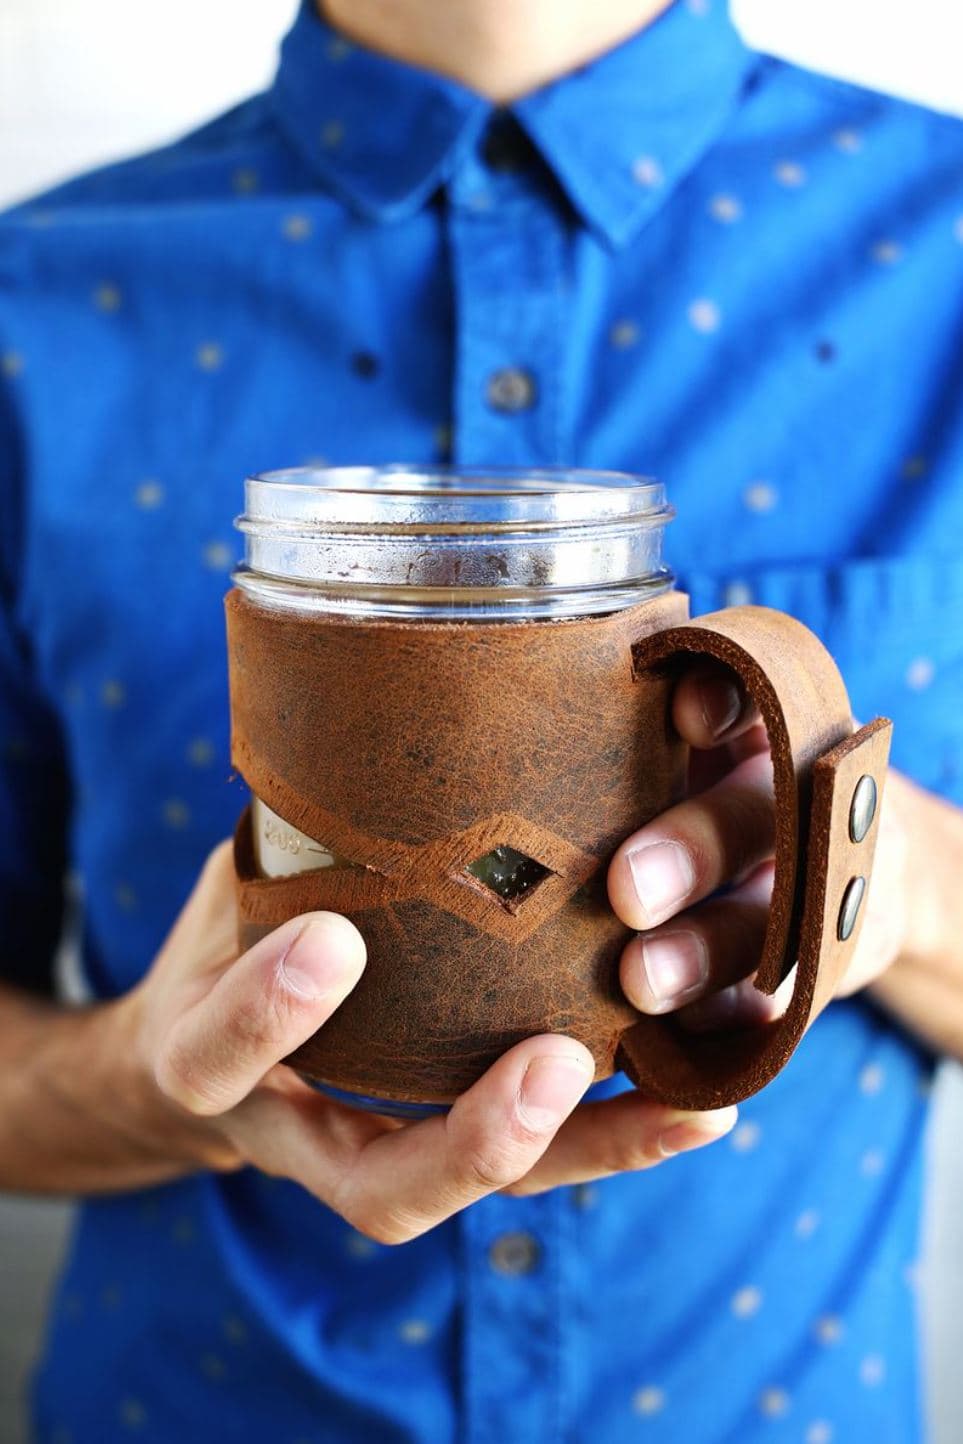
225;589;890;1108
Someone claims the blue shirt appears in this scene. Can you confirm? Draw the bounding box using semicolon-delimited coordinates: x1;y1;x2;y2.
2;2;962;1440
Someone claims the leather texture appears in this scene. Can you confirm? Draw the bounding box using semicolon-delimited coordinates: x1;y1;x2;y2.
225;587;891;1108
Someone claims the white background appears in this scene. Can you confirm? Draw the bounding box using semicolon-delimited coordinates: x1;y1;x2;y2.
0;3;962;1443
2;0;963;208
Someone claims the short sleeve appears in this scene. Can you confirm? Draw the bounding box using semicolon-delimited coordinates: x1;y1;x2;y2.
0;370;71;994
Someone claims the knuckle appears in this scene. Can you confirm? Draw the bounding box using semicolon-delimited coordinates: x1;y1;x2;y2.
446;1099;555;1196
331;1170;428;1245
598;1132;662;1175
500;1177;542;1198
508;1106;560;1149
458;1138;526;1193
345;1205;420;1247
228;991;284;1055
704;797;767;882
153;1036;224;1117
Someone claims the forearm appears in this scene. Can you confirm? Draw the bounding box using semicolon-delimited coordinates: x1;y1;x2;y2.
0;982;218;1195
868;776;963;1061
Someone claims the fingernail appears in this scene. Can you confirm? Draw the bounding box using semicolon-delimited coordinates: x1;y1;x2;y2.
699;677;742;739
277;916;365;1000
626;841;694;926
518;1052;594;1131
657;1106;738;1158
639;930;708;1011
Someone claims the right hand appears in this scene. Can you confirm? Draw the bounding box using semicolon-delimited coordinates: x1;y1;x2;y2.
108;840;737;1242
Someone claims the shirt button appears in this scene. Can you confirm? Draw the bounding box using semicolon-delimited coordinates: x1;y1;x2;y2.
571;1182;598;1210
723;579;754;608
489;1231;541;1276
486;367;537;413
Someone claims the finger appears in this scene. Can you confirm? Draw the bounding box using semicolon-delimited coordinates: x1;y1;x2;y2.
671;664;762;750
155;912;367;1116
337;1034;595;1241
504;1093;738;1195
231;1035;595;1243
686;718;772;800
619;862;773;1014
674;969;795;1033
225;1063;395;1165
607;748;776;930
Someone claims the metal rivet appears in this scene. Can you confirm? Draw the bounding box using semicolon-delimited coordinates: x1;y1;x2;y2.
837;875;866;941
849;774;877;843
488;1231;540;1276
486;367;537;414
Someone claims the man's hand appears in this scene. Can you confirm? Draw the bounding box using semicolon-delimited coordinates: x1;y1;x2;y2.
134;842;738;1235
1;839;737;1229
607;666;915;1033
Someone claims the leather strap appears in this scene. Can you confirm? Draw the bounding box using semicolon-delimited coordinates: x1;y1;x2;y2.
618;609;892;1107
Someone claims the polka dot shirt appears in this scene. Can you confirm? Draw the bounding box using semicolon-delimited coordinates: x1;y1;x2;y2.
1;1;960;1440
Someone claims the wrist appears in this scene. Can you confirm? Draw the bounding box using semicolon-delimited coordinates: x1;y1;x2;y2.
865;772;963;1061
91;983;244;1180
0;986;238;1195
890;773;958;969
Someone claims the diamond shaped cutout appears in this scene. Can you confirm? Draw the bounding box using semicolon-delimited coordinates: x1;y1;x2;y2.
465;845;551;902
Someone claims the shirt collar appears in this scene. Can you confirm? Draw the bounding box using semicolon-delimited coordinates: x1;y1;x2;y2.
270;0;755;248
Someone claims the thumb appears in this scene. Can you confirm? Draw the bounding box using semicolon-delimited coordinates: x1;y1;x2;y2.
154;912;366;1116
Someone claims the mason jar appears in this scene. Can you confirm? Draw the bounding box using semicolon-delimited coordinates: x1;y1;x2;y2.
232;465;676;886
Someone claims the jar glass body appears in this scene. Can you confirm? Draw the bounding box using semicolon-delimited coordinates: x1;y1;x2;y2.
234;465;675;879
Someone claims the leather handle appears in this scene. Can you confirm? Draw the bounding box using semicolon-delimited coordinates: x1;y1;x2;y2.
617;605;893;1109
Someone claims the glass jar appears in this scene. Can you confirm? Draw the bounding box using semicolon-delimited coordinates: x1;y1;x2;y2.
232;465;675;881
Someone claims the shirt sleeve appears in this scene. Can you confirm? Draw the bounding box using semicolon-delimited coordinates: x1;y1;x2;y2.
0;368;72;995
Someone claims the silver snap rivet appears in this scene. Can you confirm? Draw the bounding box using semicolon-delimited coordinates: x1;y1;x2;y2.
486;367;537;413
837;875;866;941
849;774;877;843
488;1231;540;1276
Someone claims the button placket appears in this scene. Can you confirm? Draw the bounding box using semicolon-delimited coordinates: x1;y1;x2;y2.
444;147;576;1438
460;1191;571;1444
446;134;569;467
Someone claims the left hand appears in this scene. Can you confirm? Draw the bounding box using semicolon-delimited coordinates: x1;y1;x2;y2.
608;665;914;1032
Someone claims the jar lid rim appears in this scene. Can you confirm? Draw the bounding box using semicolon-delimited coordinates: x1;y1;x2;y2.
244;465;671;529
236;465;674;617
